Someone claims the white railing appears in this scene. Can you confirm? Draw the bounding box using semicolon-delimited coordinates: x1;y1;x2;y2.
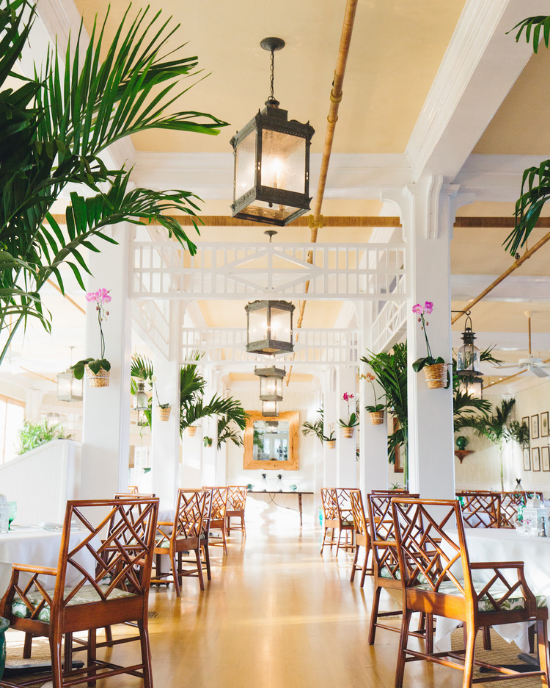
131;241;406;301
371;298;407;353
133;300;171;359
181;328;359;366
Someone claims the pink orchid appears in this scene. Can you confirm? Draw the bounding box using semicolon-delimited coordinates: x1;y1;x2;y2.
412;303;424;314
424;301;433;314
343;392;349;401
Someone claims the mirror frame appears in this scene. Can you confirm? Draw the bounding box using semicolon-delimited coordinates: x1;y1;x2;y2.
243;411;300;471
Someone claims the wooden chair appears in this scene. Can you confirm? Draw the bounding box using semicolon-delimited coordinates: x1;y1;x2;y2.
127;485;139;494
500;491;526;528
0;497;159;688
391;497;549;688
457;491;500;528
349;489;373;586
203;487;229;555
151;489;206;595
365;491;426;647
333;488;356;554
320;488;339;553
226;486;247;537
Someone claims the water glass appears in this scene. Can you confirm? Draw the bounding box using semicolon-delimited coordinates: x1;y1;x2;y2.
8;502;16;531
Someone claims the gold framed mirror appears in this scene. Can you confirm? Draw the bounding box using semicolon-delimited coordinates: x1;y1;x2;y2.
243;411;299;471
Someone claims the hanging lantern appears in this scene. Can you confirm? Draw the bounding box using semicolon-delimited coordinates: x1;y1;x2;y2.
230;37;315;227
262;400;279;417
255;366;285;401
57;369;83;402
245;300;294;355
457;313;483;399
134;381;149;411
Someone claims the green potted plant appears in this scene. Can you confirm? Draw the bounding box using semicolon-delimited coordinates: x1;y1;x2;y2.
17;420;73;454
363;372;385;424
411;302;448;389
203;436;213;448
71;289;111;387
338;392;359;438
324;430;336;449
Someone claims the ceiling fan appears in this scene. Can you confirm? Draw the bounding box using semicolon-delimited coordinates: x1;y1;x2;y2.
498;311;550;378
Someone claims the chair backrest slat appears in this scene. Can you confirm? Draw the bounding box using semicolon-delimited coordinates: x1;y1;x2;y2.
334;488;354;526
349;489;367;537
321;488;338;520
227;486;248;511
203;487;229;520
172;490;206;541
457;491;500;528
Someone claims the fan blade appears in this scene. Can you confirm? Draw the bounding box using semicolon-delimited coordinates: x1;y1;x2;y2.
497;364;525;370
531;367;550;378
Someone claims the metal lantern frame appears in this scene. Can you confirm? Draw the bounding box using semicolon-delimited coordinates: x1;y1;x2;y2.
57;369;83;403
134;380;149;411
255;366;286;402
245;300;295;356
230;37;315;227
457;313;483;399
262;400;279;417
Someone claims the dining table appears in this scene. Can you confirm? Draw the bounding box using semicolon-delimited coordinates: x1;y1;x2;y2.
435;527;550;653
0;526;96;597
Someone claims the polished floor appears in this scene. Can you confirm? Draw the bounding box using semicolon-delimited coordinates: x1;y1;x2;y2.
105;502;466;688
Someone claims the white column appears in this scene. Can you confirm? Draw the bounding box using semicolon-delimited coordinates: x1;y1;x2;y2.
336;366;357;487
181;428;203;488
25;389;44;422
357;302;388;494
323;367;337;486
384;179;455;498
81;225;133;498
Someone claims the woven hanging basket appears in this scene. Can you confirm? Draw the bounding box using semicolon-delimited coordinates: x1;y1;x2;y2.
326;439;336;450
423;363;448;389
157;407;171;422
369;411;385;425
186;426;197;437
342;427;355;439
86;365;110;388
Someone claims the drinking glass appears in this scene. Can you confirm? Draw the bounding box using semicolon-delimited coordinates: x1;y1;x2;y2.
8;502;16;530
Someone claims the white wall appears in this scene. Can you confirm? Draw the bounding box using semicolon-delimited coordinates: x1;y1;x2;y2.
225;381;319;519
0;440;81;524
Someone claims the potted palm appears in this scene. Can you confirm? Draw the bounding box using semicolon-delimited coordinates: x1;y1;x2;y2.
411;302;448;389
363;372;385;424
339;393;359;438
71;289;111;387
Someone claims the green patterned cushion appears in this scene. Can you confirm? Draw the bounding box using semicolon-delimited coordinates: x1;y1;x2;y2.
413;579;547;612
12;584;136;623
380;566;401;580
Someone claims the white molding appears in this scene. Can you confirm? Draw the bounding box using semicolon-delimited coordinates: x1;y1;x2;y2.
406;0;546;183
455;154;545;202
452;274;550;302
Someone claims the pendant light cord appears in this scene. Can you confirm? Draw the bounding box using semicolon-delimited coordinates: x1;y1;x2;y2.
270;49;275;101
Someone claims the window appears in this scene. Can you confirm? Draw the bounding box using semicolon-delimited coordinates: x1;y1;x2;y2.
0;395;25;463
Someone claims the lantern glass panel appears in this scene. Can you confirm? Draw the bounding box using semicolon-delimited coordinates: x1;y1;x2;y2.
235;130;256;197
459;376;483;400
262;400;279;417
270;306;292;345
261;130;305;193
260;376;283;399
57;372;73;402
248;307;268;344
457;341;480;372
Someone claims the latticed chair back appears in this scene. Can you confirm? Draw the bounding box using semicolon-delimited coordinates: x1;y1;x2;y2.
127;485;139;494
334;488;354;527
320;488;338;521
500;492;526;528
227;486;247;511
350;489;368;538
173;489;206;543
204;487;229;521
457;491;500;528
526;490;544;500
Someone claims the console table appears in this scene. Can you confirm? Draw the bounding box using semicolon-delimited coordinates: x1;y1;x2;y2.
248;491;314;526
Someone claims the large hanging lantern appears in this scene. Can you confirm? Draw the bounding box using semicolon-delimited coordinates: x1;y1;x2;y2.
262;400;279;417
230;37;315;227
57;369;83;402
457;313;483;399
255;366;285;401
245;300;295;355
134;381;149;411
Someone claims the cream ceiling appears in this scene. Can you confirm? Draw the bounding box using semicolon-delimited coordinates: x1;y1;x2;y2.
73;0;467;154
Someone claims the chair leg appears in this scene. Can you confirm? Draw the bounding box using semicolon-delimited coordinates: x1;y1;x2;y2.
537;617;550;688
202;542;211;581
138;619;154;688
242;514;246;537
350;543;360;582
320;527;328;554
426;613;434;655
64;632;73;675
86;628;97;688
368;585;382;645
49;633;64;688
528;623;536;654
227;516;231;535
329;528;335;550
482;625;492;650
360;549;369;588
171;555;181;597
23;632;33;659
395;608;413;688
462;622;477;688
336;528;342;555
221;524;228;555
195;547;205;591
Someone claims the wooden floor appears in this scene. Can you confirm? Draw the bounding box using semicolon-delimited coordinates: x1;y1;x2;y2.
104;508;465;688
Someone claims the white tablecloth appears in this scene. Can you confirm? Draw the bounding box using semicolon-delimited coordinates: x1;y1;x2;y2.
0;527;95;598
435;528;550;652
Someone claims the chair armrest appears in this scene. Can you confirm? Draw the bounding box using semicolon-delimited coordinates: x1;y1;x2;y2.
157;521;173;527
470;561;524;570
470;561;537;614
373;540;397;547
11;564;58;576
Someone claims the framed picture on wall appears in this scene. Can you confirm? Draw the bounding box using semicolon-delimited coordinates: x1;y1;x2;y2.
522;416;529;428
543;446;550;472
533;447;541;472
523;448;531;471
532;414;540;440
542;412;549;438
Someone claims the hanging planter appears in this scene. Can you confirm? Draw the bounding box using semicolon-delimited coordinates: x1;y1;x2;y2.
423;363;448;389
338;392;359;437
342;427;355;439
86;365;110;388
326;439;336;450
369;411;385;425
156;406;172;422
411;301;449;390
186;426;197;437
